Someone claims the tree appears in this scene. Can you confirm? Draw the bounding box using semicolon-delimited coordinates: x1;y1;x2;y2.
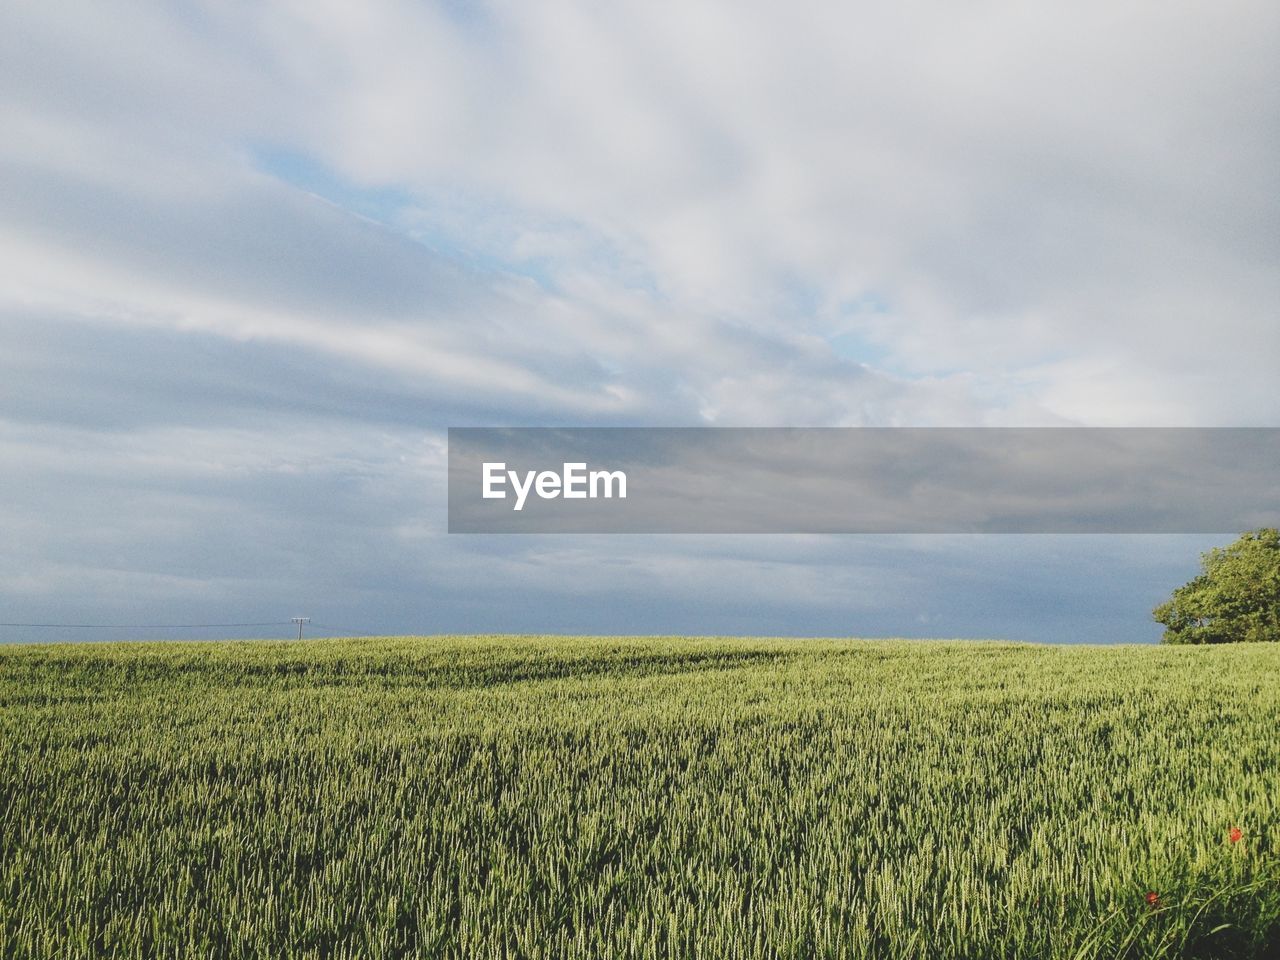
1154;529;1280;643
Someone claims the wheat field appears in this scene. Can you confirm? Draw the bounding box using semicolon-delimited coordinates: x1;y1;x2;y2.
1;636;1277;959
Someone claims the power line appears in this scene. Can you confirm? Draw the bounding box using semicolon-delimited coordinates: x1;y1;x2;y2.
0;620;398;638
0;623;293;631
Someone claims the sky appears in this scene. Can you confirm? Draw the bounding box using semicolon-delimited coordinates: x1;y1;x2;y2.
1;0;1276;643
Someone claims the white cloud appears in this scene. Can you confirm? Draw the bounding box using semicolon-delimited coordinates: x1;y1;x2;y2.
0;0;1273;638
242;0;1278;424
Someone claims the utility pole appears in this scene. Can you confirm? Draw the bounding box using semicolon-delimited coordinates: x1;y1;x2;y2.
291;617;310;640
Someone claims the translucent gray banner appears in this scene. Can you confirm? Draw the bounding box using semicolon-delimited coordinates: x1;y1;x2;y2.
447;428;1280;533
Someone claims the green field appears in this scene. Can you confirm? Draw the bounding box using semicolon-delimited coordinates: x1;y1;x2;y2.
1;637;1277;959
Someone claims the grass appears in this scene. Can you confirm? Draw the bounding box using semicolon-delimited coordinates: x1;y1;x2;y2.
1;636;1277;959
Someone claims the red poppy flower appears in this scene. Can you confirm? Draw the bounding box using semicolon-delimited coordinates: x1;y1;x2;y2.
1145;891;1160;906
1229;827;1243;844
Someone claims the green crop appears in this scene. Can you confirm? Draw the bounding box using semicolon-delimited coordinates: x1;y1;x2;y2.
1;636;1277;959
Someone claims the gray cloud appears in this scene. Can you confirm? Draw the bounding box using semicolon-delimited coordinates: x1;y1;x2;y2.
0;0;1273;642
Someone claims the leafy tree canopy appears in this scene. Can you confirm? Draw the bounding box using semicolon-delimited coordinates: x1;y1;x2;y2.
1154;528;1280;643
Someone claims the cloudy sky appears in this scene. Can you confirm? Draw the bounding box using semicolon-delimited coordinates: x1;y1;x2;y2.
2;0;1276;643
